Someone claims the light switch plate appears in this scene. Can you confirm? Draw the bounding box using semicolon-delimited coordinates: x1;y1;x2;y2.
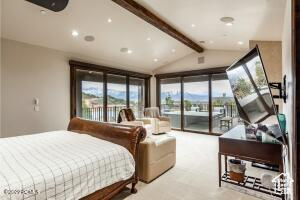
34;105;40;112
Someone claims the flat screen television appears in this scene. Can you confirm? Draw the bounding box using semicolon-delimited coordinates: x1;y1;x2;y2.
226;46;285;143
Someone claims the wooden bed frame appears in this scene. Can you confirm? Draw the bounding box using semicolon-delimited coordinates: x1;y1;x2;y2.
67;118;146;200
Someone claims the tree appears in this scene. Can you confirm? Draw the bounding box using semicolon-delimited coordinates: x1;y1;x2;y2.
82;100;92;119
184;100;192;111
213;99;223;106
234;78;252;99
165;94;174;108
255;64;267;88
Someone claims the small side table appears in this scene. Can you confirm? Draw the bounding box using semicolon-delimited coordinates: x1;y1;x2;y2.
218;125;284;199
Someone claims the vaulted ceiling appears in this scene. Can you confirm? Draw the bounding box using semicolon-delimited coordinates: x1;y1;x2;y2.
1;0;286;71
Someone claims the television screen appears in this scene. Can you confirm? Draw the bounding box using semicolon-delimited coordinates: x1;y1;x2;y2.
226;46;277;124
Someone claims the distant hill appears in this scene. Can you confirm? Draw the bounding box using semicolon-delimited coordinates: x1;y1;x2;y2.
82;92;126;105
161;92;208;102
83;86;139;101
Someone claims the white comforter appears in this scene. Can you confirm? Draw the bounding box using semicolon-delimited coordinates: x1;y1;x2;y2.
0;131;135;200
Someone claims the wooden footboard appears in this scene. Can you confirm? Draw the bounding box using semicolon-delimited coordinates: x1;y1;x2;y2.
67;117;146;200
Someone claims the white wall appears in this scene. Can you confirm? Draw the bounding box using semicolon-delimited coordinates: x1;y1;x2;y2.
150;49;246;106
281;0;294;199
154;49;246;74
1;39;70;137
1;39;152;137
150;76;156;107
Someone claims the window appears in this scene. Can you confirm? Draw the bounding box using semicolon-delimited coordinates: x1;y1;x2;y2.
211;74;237;133
75;69;104;121
183;75;209;132
160;78;181;129
70;61;151;122
156;68;239;135
107;74;127;122
130;78;145;118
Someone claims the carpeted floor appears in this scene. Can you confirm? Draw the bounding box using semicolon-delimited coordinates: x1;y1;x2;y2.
113;131;279;200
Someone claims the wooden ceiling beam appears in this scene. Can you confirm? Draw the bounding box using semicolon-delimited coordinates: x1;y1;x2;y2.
111;0;204;53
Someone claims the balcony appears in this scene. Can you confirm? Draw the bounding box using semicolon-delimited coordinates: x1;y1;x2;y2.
82;105;127;122
161;103;239;133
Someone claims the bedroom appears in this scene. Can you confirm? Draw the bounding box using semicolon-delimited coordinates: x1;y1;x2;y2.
0;0;298;200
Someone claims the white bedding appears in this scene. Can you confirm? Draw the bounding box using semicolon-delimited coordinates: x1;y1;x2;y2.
0;131;135;200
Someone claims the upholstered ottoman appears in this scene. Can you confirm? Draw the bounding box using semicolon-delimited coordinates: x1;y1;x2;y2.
138;135;176;183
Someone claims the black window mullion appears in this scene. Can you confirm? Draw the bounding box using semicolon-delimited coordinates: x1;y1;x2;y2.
126;76;130;108
180;77;184;131
208;74;212;133
103;73;108;122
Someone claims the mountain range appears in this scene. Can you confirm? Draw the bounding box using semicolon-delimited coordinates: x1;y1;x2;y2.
83;86;139;100
83;86;233;102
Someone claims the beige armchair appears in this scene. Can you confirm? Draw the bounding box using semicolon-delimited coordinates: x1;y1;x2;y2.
144;107;171;135
117;108;153;136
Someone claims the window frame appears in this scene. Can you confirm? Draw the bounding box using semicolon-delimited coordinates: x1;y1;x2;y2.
70;60;151;121
155;66;231;135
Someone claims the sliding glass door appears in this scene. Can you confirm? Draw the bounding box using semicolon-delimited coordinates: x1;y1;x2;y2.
160;78;181;129
130;78;145;118
158;72;239;134
75;69;104;121
107;74;127;122
183;76;209;132
71;63;150;123
212;74;238;133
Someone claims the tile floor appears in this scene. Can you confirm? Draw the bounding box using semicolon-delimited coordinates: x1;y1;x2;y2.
113;131;279;200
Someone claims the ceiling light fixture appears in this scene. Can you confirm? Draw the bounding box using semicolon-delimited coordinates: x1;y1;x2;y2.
108;18;112;23
40;10;47;14
238;41;244;45
191;24;196;28
84;35;95;42
72;30;79;37
147;37;151;41
120;47;128;53
220;17;234;26
171;49;176;53
209;40;214;44
154;58;158;62
120;47;132;54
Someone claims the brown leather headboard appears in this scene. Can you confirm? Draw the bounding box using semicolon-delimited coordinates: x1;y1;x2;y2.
67;118;146;158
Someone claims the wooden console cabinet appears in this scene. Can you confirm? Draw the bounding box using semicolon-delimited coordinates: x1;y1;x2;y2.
218;125;284;199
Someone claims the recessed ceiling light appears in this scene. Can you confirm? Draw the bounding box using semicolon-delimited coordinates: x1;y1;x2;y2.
120;47;128;53
154;58;158;62
72;30;79;37
209;40;214;44
120;48;132;54
220;17;234;26
40;10;47;14
171;49;176;53
108;18;112;23
146;37;151;41
191;24;196;28
84;35;95;42
238;41;244;45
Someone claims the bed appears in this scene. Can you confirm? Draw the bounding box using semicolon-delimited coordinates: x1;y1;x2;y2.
0;118;146;200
